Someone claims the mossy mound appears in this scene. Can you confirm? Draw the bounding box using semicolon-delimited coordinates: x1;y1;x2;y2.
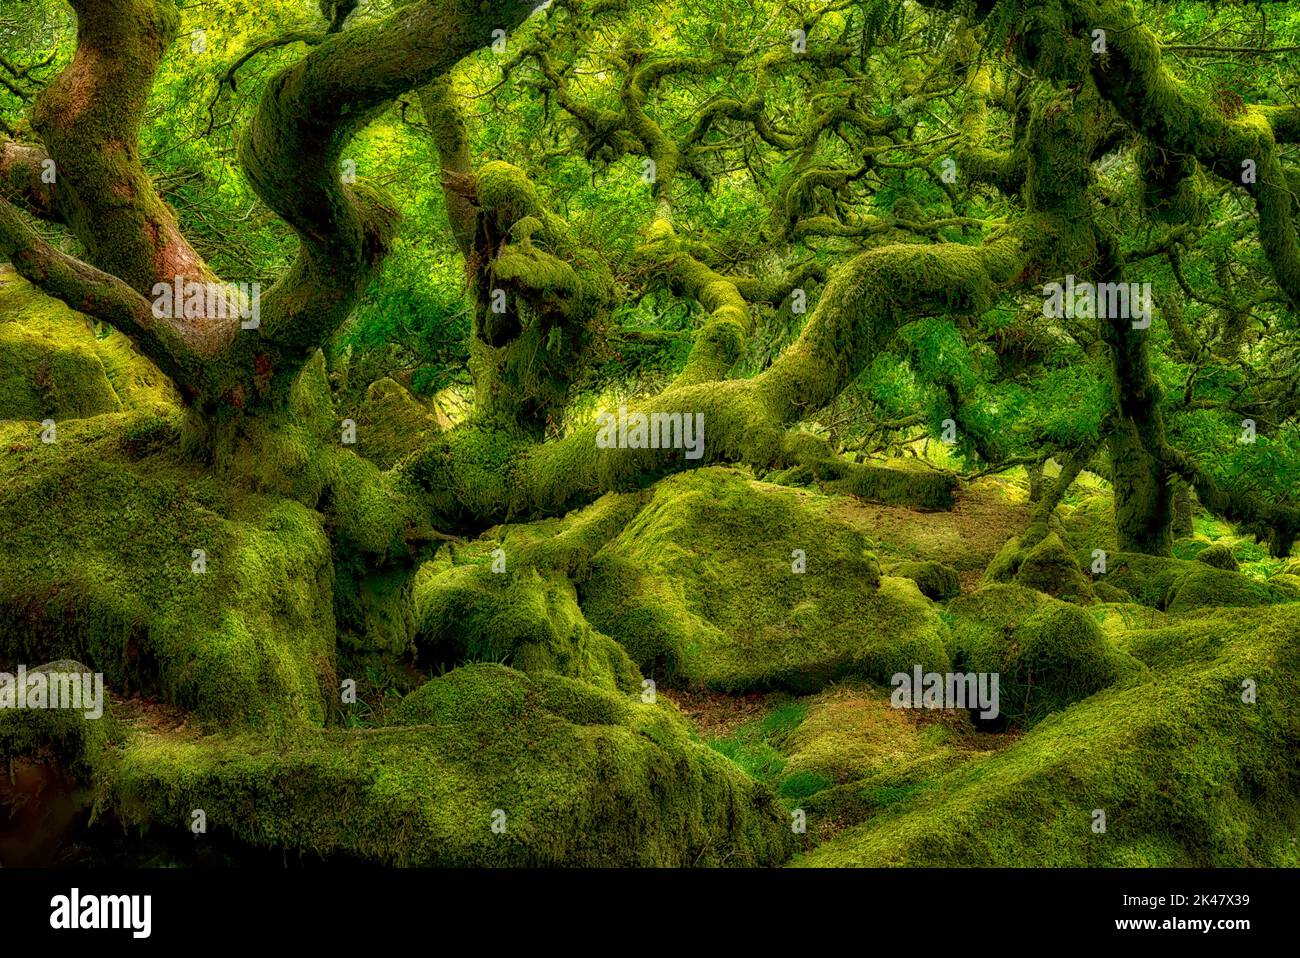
776;684;976;800
1171;535;1214;561
887;560;961;600
580;468;951;693
350;377;443;470
1057;493;1116;562
0;661;115;776
1270;572;1300;596
1102;552;1297;612
984;529;1097;604
1166;566;1292;614
112;664;795;866
821;462;956;511
0;416;336;728
1194;541;1238;571
1092;580;1132;602
946;585;1141;727
1011;533;1096;603
413;563;641;693
795;605;1300;866
0;661;117;865
0;270;176;420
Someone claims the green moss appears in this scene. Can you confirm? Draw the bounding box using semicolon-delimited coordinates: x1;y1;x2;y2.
1171;535;1213;561
0;271;176;421
413;563;641;694
795;604;1300;866
1058;493;1116;563
1102;552;1297;612
947;585;1141;727
776;684;976;800
1098;552;1189;608
350;378;443;470
0;415;336;729
1012;532;1096;603
0;660;116;778
111;664;795;867
580;468;951;693
1165;566;1284;614
1092;581;1132;603
888;560;961;600
1195;542;1238;571
824;463;957;511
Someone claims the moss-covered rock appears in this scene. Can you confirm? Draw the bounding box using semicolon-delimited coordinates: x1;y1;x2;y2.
1098;552;1189;608
0;660;115;775
580;468;951;693
0;660;117;865
1165;566;1282;614
946;585;1141;726
350;377;443;470
0;416;336;728
0;270;176;420
1269;572;1300;597
888;560;961;600
1093;581;1132;603
413;562;641;693
112;664;795;866
1194;541;1238;571
1101;552;1297;612
794;605;1300;866
1058;493;1115;562
1012;532;1096;603
822;462;956;511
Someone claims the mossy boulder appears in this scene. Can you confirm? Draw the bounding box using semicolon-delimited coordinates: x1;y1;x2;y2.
1165;566;1284;614
1097;552;1189;608
1058;493;1116;562
351;377;443;470
0;660;114;775
984;529;1097;604
1269;572;1300;596
774;684;979;802
887;560;961;600
1194;541;1238;571
821;462;956;511
1093;581;1132;603
0;416;337;728
112;664;795;866
1101;552;1297;612
580;468;951;693
795;605;1300;866
413;563;641;693
946;585;1141;727
0;270;176;420
1012;532;1096;603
